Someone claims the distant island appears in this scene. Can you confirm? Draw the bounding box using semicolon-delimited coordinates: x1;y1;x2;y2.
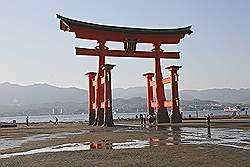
0;82;249;116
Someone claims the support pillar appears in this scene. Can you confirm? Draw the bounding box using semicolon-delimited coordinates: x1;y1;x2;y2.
94;40;107;126
153;43;170;123
142;73;154;116
166;65;182;123
85;72;97;125
103;64;116;127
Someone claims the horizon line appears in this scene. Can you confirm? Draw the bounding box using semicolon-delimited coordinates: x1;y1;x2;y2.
1;81;249;91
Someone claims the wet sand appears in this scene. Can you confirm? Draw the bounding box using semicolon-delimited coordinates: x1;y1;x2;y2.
116;117;250;129
0;119;250;167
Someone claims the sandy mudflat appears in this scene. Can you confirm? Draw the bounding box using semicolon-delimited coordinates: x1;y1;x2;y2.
0;119;250;167
1;144;250;167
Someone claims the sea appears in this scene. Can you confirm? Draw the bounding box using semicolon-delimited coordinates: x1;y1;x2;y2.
0;110;248;124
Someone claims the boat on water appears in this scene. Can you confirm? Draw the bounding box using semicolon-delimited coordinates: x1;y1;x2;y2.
224;107;240;112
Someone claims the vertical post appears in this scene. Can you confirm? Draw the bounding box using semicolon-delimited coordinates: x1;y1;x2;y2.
94;40;107;126
103;64;116;126
153;43;170;123
166;65;182;123
85;72;97;125
143;73;154;116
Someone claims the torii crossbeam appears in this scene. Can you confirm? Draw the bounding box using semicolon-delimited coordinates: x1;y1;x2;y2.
56;14;192;125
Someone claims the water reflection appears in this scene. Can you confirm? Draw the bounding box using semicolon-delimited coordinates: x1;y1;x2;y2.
0;131;89;151
90;140;112;150
0;126;249;159
207;126;211;138
0;140;150;159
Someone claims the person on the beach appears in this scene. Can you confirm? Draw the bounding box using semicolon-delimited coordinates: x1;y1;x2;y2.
143;114;147;124
26;116;29;126
148;114;153;124
55;116;59;125
153;114;156;124
149;114;155;124
139;114;143;125
206;114;210;127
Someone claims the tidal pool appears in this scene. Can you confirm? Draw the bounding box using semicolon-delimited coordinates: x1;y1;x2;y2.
0;130;89;151
0;126;249;159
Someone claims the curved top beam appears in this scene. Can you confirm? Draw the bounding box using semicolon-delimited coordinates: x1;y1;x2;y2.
56;14;192;44
56;14;192;35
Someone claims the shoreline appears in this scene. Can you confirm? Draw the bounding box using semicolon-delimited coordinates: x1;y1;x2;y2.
1;116;250;129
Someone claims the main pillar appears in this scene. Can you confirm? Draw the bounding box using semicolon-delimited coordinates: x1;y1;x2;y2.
94;40;107;126
85;72;97;125
153;43;170;123
142;73;154;116
103;64;116;127
166;66;182;123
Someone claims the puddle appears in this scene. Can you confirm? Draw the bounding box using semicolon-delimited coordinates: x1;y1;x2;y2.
0;130;89;151
178;127;250;150
0;140;149;159
0;126;249;159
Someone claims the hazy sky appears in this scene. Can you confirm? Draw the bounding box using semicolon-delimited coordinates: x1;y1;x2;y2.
0;0;249;90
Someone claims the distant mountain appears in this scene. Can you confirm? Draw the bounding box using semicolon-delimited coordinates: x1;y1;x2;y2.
114;87;250;104
0;82;249;106
113;87;146;99
180;88;250;104
0;102;87;117
113;97;147;113
0;82;250;116
0;82;87;105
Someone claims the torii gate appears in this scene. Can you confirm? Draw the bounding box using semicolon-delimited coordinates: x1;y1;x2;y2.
56;14;192;126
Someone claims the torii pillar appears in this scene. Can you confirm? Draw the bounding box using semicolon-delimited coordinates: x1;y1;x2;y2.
142;73;154;116
153;43;170;123
94;40;107;126
85;72;97;125
166;65;182;123
102;64;116;127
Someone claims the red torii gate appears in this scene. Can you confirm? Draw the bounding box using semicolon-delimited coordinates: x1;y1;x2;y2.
56;14;192;126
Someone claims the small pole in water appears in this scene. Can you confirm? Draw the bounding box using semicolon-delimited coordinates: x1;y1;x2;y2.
206;114;211;138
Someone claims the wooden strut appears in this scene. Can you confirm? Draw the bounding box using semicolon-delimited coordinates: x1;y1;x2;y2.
76;47;180;59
